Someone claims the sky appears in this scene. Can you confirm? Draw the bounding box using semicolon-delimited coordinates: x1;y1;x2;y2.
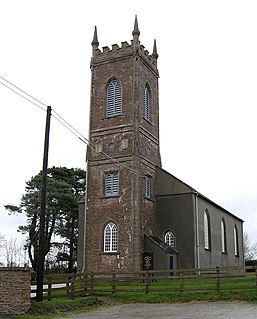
0;1;257;246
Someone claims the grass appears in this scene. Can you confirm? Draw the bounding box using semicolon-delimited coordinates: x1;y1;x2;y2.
12;297;104;319
12;288;257;319
64;275;256;295
111;288;257;304
11;274;257;319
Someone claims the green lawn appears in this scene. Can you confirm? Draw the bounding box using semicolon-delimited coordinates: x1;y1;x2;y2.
13;274;257;319
14;286;257;319
62;274;256;295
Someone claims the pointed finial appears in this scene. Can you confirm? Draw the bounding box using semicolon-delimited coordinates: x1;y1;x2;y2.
91;26;99;47
132;15;140;39
152;39;159;59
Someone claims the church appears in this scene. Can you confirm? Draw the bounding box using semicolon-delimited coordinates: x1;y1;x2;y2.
77;17;244;273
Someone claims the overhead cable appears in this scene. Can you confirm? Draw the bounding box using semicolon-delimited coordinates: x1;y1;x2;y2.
0;80;46;112
0;75;47;108
0;74;142;176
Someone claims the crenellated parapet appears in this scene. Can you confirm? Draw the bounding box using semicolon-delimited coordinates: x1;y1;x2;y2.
91;16;158;73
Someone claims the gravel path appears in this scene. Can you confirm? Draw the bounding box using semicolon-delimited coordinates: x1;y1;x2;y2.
54;302;257;319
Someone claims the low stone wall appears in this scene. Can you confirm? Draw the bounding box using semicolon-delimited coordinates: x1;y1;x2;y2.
0;267;31;315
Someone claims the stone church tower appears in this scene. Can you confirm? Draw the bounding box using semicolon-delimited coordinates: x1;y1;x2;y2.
79;17;161;272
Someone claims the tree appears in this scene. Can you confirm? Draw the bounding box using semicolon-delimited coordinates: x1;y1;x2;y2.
0;237;28;267
0;233;4;246
0;233;5;266
46;167;85;270
252;244;257;260
243;232;257;261
5;166;86;272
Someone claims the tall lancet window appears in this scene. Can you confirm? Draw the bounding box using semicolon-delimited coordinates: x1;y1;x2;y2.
104;222;118;252
204;210;211;250
221;218;227;253
234;225;239;256
164;230;175;248
106;78;122;117
144;83;151;121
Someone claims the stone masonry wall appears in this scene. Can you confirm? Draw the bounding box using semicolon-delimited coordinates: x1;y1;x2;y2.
0;268;31;315
83;24;160;272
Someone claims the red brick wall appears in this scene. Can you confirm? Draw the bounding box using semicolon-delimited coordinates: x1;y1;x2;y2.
0;268;31;315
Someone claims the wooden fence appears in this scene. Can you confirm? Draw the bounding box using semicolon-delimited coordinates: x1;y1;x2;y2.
31;265;257;300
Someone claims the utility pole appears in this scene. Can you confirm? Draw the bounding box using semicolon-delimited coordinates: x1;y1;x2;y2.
36;105;51;302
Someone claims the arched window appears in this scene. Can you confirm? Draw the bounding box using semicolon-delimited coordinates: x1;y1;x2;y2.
234;225;239;256
164;230;175;248
104;222;118;252
221;218;227;253
106;78;122;117
204;210;211;250
144;83;151;120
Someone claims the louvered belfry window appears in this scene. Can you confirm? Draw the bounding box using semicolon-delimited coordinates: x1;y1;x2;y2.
104;222;118;252
105;171;119;196
145;175;151;199
106;78;122;117
144;84;150;120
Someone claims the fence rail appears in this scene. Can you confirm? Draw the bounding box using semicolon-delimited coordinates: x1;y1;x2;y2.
31;265;257;300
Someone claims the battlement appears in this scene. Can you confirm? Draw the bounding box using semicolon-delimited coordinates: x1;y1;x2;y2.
97;41;131;53
91;17;158;71
92;40;158;69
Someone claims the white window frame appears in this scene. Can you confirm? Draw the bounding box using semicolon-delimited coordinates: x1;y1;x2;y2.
234;225;239;256
204;210;211;250
164;230;175;248
104;171;119;196
104;222;118;252
221;218;227;253
106;78;122;117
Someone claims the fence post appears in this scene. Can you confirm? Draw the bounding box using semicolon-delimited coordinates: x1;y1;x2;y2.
216;266;221;290
145;281;149;294
90;273;94;293
66;274;70;297
70;275;75;299
255;266;257;288
47;276;52;301
179;271;184;291
84;273;88;293
112;273;116;294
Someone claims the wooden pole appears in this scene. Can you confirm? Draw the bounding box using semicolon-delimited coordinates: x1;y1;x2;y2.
36;105;51;302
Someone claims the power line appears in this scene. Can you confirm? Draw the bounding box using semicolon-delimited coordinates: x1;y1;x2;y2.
0;75;47;108
0;75;87;145
51;113;87;145
0;74;142;176
52;112;139;175
52;109;88;143
0;80;46;112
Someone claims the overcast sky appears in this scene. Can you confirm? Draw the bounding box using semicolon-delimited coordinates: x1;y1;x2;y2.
0;1;257;245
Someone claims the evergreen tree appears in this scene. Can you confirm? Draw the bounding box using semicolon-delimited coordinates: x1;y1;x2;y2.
5;166;86;272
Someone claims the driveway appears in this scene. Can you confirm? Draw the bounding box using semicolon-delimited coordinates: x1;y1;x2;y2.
55;302;257;319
